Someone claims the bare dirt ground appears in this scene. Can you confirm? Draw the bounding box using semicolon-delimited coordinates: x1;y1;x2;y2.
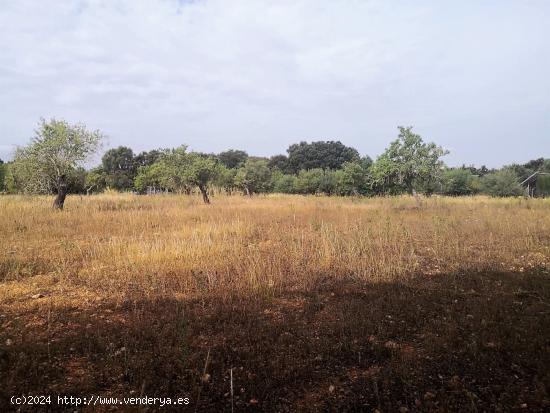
2;271;549;412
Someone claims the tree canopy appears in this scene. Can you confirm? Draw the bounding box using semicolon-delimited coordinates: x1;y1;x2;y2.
286;141;360;173
481;170;524;197
101;146;136;190
11;118;104;208
133;146;221;203
234;159;272;195
217;150;248;169
5;119;549;200
370;127;448;195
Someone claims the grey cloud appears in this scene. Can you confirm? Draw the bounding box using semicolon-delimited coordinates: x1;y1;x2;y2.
0;0;548;166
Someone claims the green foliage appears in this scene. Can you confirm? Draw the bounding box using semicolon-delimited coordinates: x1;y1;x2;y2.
234;159;272;194
270;170;297;193
285;169;342;195
9;120;549;199
0;160;5;192
268;155;290;173
371;126;448;195
101;146;136;190
3;163;18;194
286;141;360;173
504;158;550;186
134;150;162;168
537;175;550;196
441;169;479;196
214;165;237;193
67;167;87;194
335;162;367;195
85;166;107;193
295;168;325;194
505;164;532;183
11;118;103;194
360;155;373;171
183;153;220;191
369;155;399;195
481;169;523;197
99;148;162;191
217;150;248;169
133;147;220;201
523;157;546;172
459;164;492;177
318;170;338;195
134;161;175;193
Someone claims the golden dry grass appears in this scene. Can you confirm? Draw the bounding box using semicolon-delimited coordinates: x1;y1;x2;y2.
1;193;549;299
1;194;549;412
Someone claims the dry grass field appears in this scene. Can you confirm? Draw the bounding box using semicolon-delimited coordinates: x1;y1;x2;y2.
1;194;549;412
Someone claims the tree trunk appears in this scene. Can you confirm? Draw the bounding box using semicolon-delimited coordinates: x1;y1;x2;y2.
199;184;210;204
53;174;68;210
406;181;414;196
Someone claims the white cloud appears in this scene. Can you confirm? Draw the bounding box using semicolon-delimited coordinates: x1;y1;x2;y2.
0;0;549;166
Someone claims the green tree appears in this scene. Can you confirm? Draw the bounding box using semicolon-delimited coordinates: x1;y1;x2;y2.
270;170;297;193
154;146;193;193
360;155;373;171
12;118;104;209
335;162;367;195
133;149;162;169
234;159;272;195
318;170;338;195
505;158;550;184
183;153;220;204
286;141;360;173
0;159;5;192
214;166;237;194
217;150;248;169
371;126;448;195
134;161;175;193
101;146;136;190
295;168;324;194
133;147;220;203
3;163;19;194
460;164;492;177
85;166;107;194
441;168;478;196
481;169;523;197
268;154;290;173
67;167;87;194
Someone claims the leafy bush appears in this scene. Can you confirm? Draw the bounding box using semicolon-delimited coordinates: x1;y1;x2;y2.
481;169;523;197
270;171;297;194
441;169;478;196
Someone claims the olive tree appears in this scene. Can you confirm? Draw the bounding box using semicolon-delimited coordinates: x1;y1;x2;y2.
12;119;104;209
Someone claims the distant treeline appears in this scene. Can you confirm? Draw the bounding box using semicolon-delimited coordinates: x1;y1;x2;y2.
1;124;549;200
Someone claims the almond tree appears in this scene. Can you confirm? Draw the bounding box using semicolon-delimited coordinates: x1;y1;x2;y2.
12;118;104;209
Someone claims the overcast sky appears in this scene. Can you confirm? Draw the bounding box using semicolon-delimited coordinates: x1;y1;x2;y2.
0;0;548;167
